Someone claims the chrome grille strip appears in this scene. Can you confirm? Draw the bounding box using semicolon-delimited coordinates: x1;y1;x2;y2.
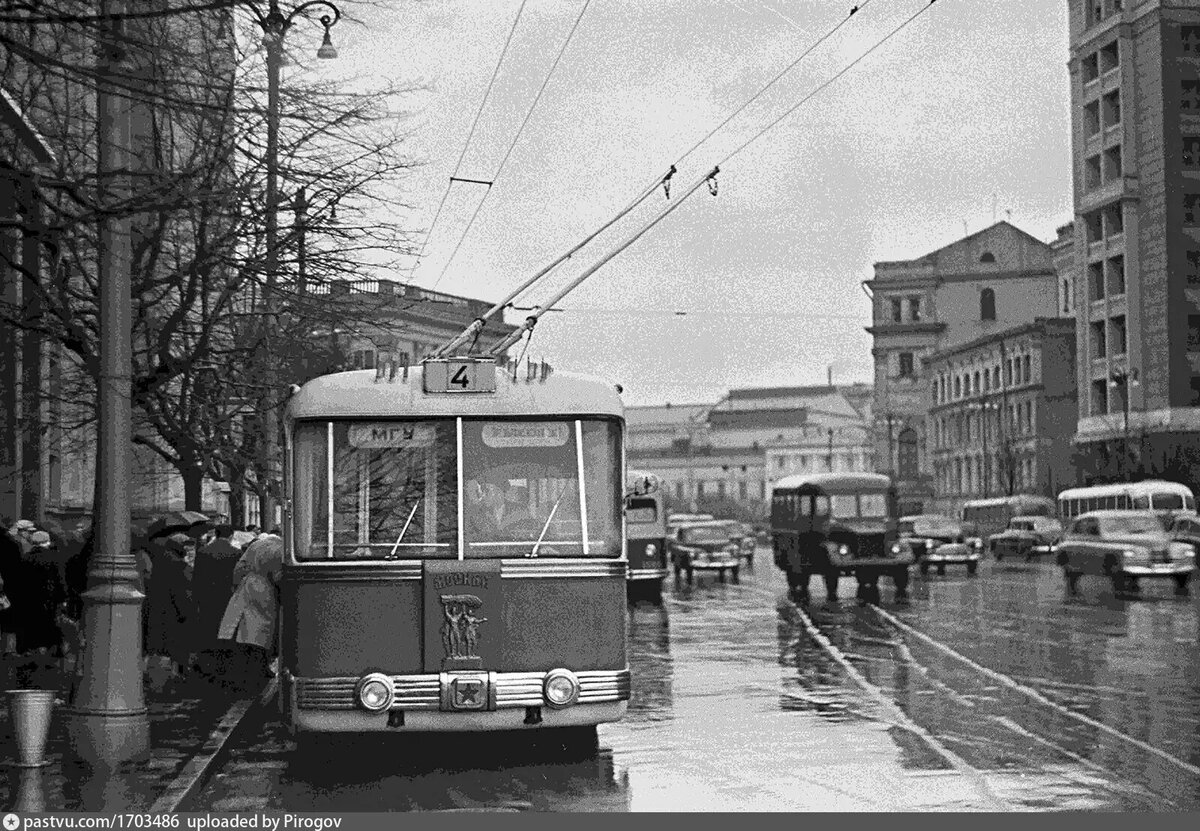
295;668;630;710
501;559;628;579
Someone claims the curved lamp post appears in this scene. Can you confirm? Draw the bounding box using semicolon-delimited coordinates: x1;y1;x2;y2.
244;0;340;532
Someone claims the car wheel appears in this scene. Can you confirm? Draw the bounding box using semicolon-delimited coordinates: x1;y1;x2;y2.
936;564;946;576
1126;576;1140;593
966;561;978;576
822;570;839;602
1174;573;1191;594
731;567;740;583
892;567;910;599
685;567;694;585
919;562;929;575
1109;572;1126;593
1065;570;1081;593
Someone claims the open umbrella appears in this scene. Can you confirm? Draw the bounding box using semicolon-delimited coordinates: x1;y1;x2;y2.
148;511;213;540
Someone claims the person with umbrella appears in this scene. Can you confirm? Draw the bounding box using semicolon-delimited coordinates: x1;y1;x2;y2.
218;532;283;690
144;531;197;678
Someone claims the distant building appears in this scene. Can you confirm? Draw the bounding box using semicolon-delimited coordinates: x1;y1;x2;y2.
864;221;1062;514
626;385;873;513
925;318;1078;517
1065;0;1200;484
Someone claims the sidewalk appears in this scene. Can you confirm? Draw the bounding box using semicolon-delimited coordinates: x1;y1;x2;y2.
0;657;268;812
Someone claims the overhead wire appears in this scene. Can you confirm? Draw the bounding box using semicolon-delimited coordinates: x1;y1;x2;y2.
430;0;595;291
498;1;940;333
718;0;940;170
406;0;530;282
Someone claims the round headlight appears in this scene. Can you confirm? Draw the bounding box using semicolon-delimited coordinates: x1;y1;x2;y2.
926;538;938;549
645;543;657;558
355;673;394;713
543;668;580;708
891;543;902;554
1122;549;1138;559
838;544;850;556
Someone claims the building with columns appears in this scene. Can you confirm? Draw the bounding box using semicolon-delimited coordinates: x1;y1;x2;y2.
925;317;1078;517
865;221;1063;514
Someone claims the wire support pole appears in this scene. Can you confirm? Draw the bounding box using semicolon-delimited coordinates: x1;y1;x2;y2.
431;175;664;358
486;166;719;357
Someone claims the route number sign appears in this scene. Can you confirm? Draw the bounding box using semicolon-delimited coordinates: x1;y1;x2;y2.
423;358;497;393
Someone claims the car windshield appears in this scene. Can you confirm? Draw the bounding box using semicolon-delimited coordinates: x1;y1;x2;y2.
1011;520;1034;530
1099;515;1167;537
679;526;730;544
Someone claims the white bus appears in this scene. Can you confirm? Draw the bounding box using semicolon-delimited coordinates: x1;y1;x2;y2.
960;494;1057;541
1057;480;1196;522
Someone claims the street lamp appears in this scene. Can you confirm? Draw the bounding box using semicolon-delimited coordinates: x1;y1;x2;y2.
246;0;341;532
1109;368;1140;479
881;412;897;476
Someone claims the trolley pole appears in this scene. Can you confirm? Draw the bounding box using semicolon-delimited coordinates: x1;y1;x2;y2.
66;0;149;765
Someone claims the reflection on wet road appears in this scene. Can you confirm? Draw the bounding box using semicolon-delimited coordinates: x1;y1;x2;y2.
192;553;1200;811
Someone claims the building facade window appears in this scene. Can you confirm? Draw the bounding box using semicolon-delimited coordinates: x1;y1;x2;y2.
1023;355;1032;383
1110;315;1127;355
1102;90;1120;129
1185;25;1200;53
351;349;376;369
1188;250;1200;286
898;352;914;378
1185;137;1200;169
1184;80;1200;112
908;296;922;322
980;288;996;320
1107;255;1125;295
979;252;995;263
1187;194;1200;225
890;297;903;322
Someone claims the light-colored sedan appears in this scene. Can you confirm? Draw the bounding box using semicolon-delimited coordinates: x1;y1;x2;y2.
1054;510;1195;594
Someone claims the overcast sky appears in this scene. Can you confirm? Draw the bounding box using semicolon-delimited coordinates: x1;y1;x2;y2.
324;0;1073;406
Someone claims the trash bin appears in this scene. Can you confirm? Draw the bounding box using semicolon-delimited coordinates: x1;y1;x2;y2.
5;689;55;767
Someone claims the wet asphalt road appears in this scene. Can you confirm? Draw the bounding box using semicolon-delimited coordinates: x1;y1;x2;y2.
189;548;1200;811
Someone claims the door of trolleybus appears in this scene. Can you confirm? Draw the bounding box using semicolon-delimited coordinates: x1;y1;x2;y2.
625;470;668;596
280;357;630;735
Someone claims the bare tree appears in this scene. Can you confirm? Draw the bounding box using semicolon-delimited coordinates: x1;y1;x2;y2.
1;0;418;512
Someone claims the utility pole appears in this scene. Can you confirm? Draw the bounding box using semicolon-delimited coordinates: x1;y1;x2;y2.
67;0;149;765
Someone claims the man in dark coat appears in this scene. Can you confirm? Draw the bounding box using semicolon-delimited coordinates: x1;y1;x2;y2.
144;533;196;676
191;524;241;679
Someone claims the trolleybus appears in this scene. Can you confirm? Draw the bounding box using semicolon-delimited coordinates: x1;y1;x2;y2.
279;356;631;736
625;470;668;595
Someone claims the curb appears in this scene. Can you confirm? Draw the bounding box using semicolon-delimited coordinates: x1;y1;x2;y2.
149;677;278;813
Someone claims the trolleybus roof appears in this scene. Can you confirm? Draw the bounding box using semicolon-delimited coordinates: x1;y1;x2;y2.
772;471;892;493
286;365;624;420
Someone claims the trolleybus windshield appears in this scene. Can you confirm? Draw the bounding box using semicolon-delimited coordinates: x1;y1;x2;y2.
292;417;621;560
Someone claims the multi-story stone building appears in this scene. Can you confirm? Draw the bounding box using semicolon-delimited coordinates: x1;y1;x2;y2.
865;222;1062;513
1066;0;1200;482
926;318;1078;517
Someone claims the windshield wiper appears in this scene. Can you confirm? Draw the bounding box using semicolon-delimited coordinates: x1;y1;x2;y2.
388;499;421;559
530;487;572;558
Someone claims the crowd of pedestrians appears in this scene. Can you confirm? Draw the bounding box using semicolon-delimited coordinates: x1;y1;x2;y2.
0;515;283;694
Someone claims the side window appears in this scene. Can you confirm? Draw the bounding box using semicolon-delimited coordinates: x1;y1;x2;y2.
799;497;812;517
980;288;997;321
814;495;830;515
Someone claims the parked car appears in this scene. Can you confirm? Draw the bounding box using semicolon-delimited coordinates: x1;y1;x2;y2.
729;521;757;564
898;514;982;576
1169;513;1200;551
988;515;1063;561
669;521;741;584
1055;510;1195;594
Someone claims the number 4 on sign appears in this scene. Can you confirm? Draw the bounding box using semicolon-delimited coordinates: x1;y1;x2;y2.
451;366;470;388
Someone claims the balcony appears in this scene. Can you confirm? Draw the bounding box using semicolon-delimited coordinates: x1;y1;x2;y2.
1078;175;1138;214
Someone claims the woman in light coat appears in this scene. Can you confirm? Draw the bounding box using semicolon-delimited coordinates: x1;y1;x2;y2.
218;533;283;689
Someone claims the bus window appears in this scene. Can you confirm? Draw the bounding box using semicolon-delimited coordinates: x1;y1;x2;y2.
799;497;812;516
814;495;830;515
1187;495;1196;511
860;493;887;517
830;495;858;518
1152;492;1185;511
1132;494;1150;509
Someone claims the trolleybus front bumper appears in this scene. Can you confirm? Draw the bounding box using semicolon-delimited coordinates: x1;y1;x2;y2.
286;667;631;732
